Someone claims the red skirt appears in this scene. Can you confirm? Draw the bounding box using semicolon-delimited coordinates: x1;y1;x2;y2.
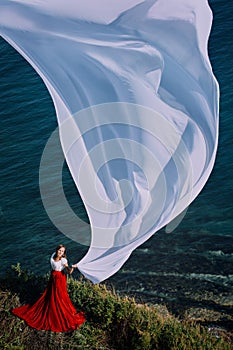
11;271;86;332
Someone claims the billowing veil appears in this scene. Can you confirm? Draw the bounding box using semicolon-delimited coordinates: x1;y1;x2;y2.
0;0;219;283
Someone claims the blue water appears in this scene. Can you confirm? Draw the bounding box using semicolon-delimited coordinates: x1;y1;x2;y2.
0;0;232;319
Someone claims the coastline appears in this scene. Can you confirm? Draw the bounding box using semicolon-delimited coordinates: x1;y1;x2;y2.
0;263;232;349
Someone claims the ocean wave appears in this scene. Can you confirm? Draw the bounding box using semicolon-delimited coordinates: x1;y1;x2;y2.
208;250;233;259
120;270;233;286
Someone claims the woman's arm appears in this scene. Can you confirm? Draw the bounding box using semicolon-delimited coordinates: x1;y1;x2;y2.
64;263;74;274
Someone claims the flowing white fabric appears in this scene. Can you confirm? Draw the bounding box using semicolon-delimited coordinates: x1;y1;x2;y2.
0;0;219;283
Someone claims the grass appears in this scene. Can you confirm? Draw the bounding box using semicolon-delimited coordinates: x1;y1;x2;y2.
0;264;232;350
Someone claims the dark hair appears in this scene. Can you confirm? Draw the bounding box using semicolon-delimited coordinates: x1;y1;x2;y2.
54;244;67;259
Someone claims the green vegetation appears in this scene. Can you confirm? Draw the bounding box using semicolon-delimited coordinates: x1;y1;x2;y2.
0;264;232;350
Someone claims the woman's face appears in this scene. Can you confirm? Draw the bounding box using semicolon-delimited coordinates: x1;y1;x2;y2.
57;247;65;258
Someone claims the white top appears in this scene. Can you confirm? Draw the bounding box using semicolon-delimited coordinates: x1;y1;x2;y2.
50;253;68;271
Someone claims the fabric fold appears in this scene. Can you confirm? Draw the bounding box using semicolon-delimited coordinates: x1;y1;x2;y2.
0;0;219;283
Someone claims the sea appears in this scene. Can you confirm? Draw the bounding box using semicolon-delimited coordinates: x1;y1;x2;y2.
0;0;232;327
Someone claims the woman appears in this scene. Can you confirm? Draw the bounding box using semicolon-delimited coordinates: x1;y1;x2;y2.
11;244;86;332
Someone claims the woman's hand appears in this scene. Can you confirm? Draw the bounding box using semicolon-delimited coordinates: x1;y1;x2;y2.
72;263;78;269
68;267;74;275
64;263;74;274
